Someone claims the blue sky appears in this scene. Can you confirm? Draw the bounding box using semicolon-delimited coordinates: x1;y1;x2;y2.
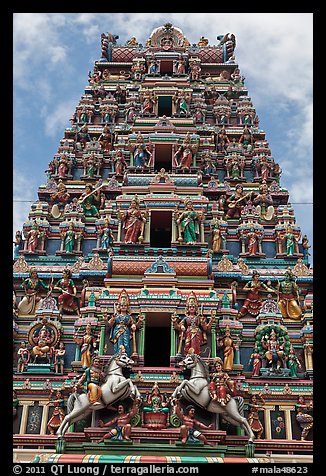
13;12;313;262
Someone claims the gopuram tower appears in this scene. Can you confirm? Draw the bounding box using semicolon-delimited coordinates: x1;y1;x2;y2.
13;24;313;464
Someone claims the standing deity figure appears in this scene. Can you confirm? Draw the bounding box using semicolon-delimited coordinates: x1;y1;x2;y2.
74;323;97;369
14;230;24;259
139;90;157;115
98;400;139;442
211;218;225;253
248;345;263;377
113;149;128;175
47;390;66;435
276;268;302;320
18;267;51;315
174;399;213;445
188;59;202;81
252;182;274;221
17;341;30;372
26;224;41;253
216;326;236;371
261;329;285;372
295;396;313;441
54;342;66;374
216;126;230;152
77;356;106;406
53;268;80;316
100;218;114;250
282;225;301;257
173;91;191;116
208;357;236;406
104;290;144;357
247;394;266;439
174;133;198;172
238;270;276;317
175;199;203;245
120;196;147;244
287;345;302;377
99;124;115;153
61;222;76;253
77;184;102;218
301;235;311;259
226;185;252;219
171;292;214;356
129;133;152;168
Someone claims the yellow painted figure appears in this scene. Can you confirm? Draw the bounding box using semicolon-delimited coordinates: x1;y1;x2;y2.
277;269;302;320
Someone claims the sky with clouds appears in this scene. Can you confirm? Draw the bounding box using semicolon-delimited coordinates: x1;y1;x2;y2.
13;12;313;262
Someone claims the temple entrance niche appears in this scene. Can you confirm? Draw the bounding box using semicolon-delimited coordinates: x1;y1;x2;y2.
154;143;173;171
144;312;171;367
150;210;172;248
157;96;173;117
160;61;174;75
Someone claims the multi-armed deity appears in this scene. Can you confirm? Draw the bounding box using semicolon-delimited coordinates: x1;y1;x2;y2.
104;289;144;357
172;291;215;356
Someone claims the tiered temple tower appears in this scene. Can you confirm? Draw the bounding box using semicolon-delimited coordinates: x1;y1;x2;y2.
13;24;313;464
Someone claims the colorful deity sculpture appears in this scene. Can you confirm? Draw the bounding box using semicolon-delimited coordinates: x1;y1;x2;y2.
247;394;265;439
74;323;97;369
175;199;203;245
276;268;302;320
105;290;144;357
53;268;80;316
172;292;214;356
238;270;276;318
216;326;236;371
174;399;213;445
98;400;139;442
47;390;66;435
120;196;147;244
18;267;50;315
208;357;236;406
295;396;313;440
77;356;106;406
17;341;30;372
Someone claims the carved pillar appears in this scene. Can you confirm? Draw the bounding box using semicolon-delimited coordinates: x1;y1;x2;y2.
60;234;65;252
258;236;263;254
138;313;146;359
280;406;294;441
304;343;313;370
170;316;176;357
117;216;122;242
200;219;205;243
240;234;246;254
40;402;49;435
99;323;106;355
19;402;31;434
263;406;273;440
144;211;151;242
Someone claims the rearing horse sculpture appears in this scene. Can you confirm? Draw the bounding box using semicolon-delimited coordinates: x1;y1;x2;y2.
57;351;140;437
171;352;255;442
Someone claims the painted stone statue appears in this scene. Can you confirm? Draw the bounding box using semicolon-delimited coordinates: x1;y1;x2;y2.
104;289;144;357
172;291;214;356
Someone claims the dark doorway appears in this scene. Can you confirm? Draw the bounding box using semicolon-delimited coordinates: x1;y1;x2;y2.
150;210;172;248
144;313;171;367
154;143;173;172
160;61;173;75
158;96;172;117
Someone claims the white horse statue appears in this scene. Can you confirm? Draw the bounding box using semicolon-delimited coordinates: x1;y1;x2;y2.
171;352;255;442
57;351;141;437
